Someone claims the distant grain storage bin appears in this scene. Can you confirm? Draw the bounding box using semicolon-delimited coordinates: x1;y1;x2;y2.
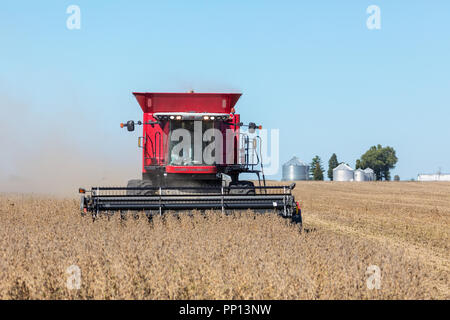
282;156;309;181
354;169;366;182
417;173;450;181
333;163;354;181
363;168;375;181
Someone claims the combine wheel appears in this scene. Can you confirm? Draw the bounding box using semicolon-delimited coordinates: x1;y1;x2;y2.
126;179;141;195
139;180;154;195
229;181;255;195
126;179;154;195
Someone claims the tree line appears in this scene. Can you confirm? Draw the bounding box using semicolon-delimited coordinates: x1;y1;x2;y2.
308;144;398;181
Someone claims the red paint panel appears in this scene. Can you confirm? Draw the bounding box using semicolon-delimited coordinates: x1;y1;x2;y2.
166;166;217;174
142;113;168;172
133;92;241;114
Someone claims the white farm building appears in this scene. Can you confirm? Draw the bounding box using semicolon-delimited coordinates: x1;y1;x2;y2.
417;173;450;181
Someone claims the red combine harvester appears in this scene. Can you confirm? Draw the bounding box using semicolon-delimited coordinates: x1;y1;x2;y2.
79;91;301;224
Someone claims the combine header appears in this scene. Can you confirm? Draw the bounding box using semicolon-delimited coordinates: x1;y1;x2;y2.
79;91;301;224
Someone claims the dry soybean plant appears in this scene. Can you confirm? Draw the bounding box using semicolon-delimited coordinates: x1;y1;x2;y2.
0;183;448;299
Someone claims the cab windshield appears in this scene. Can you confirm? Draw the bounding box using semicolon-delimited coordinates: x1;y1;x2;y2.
168;120;220;166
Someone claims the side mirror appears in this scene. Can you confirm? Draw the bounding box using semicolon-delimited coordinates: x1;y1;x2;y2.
248;122;256;134
121;120;159;131
126;120;135;132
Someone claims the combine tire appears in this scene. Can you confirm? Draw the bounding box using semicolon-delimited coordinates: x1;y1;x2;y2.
138;180;154;195
126;179;141;195
126;179;155;195
229;181;255;195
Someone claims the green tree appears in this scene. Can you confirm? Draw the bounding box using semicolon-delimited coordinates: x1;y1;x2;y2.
327;153;339;181
310;155;324;181
394;175;400;181
356;145;398;181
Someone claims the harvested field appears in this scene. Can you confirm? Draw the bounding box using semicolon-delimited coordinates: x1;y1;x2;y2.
0;182;448;299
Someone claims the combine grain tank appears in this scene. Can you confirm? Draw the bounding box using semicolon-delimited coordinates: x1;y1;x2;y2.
354;169;366;182
333;163;354;181
282;157;309;181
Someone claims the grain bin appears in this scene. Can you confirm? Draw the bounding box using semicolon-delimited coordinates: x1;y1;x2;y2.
354;169;366;182
333;163;354;181
363;168;375;181
282;156;309;181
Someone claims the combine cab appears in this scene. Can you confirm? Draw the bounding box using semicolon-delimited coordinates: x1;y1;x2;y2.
79;91;301;224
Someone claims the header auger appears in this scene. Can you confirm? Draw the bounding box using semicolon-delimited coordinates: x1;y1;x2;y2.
79;91;301;225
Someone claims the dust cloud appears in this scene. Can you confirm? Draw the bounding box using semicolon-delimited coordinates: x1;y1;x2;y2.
0;94;139;197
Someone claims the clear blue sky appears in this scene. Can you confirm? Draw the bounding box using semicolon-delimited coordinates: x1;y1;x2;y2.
1;0;449;188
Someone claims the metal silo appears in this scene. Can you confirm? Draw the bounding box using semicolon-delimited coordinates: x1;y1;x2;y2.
282;157;309;181
333;163;354;181
354;169;366;182
363;168;375;181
